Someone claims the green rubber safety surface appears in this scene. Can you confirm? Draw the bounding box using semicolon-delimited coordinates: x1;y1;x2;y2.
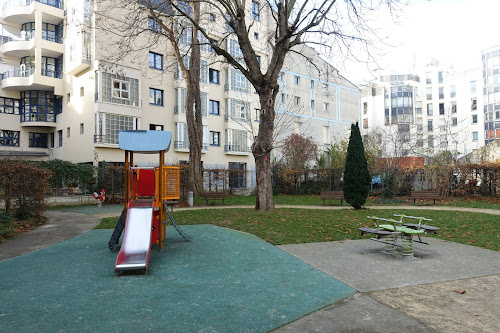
0;225;355;332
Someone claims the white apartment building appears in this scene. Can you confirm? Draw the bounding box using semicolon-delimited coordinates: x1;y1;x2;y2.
361;60;484;159
0;0;359;189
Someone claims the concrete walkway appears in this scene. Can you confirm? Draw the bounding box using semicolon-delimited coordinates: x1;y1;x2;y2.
1;204;499;332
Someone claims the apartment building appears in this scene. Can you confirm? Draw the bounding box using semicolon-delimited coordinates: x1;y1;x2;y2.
0;0;360;189
361;60;484;158
482;45;500;144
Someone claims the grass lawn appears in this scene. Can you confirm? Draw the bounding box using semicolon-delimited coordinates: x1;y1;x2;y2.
97;208;499;251
194;194;500;210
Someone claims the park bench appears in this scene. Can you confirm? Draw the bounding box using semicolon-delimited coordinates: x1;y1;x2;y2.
320;191;344;206
411;190;440;205
203;192;226;205
358;214;439;258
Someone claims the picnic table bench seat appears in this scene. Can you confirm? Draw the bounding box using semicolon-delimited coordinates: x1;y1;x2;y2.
411;190;440;205
203;192;225;205
320;191;344;206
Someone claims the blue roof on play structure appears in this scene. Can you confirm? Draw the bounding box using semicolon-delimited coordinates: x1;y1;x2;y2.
119;130;172;153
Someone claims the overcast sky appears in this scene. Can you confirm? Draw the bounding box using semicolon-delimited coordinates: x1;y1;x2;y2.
336;0;500;85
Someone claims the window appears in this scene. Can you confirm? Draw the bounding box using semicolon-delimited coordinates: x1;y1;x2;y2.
295;96;300;106
80;123;84;134
416;101;422;114
229;39;244;62
148;17;162;33
471;81;476;94
210;131;220;146
426;87;432;100
363;102;367;114
439;103;445;115
294;76;300;85
363;118;368;129
230;68;250;93
229;162;247;189
252;1;260;21
200;60;208;84
427;120;433;131
149;88;163;106
452;117;457;126
439;87;444;99
29;132;48;148
451;102;457;113
427;103;433;116
150;124;164;131
98;113;134;144
102;73;139;106
472;131;478;141
426;72;432;84
438;71;443;84
254;32;259;40
228;99;250;120
0;97;20;115
310;100;315;111
67;93;71;103
310;80;315;90
67;127;70;138
149;52;163;70
209;68;220;84
0;130;20;146
323;126;330;144
255;109;260;122
471;98;477;111
428;135;434;148
209;100;220;115
472;114;478;124
58;130;62;147
450;85;456;98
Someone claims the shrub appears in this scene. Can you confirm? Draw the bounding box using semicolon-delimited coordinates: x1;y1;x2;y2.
343;123;371;209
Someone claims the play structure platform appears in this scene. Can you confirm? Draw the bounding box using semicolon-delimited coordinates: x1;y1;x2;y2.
109;130;189;273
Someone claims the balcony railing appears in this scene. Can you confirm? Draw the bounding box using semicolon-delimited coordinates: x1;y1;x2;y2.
224;145;251;153
82;53;91;64
1;67;35;79
174;141;189;149
41;69;62;78
94;134;117;144
0;31;35;46
21;111;55;122
3;0;63;10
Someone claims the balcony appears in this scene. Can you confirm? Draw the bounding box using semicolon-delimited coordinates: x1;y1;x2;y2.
66;53;91;76
3;0;63;25
174;140;189;152
1;67;63;94
20;110;56;128
0;31;35;57
224;144;252;155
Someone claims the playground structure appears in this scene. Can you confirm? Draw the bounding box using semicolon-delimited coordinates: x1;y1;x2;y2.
108;130;190;273
359;214;440;258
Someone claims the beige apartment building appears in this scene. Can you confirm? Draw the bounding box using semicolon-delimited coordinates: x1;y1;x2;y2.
0;0;360;189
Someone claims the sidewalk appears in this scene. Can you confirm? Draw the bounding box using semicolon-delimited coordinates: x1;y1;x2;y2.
1;205;499;332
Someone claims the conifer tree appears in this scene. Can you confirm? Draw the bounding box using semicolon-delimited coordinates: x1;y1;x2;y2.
343;123;371;209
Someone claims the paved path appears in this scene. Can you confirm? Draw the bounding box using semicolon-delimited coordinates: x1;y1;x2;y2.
1;204;499;332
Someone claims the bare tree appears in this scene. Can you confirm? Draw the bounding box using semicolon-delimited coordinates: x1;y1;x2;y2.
109;0;400;211
95;0;205;195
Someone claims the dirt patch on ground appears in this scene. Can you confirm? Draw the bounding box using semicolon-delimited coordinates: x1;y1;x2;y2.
370;274;500;333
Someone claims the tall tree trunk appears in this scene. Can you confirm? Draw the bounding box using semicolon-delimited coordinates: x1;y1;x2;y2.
253;88;279;211
185;2;204;197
